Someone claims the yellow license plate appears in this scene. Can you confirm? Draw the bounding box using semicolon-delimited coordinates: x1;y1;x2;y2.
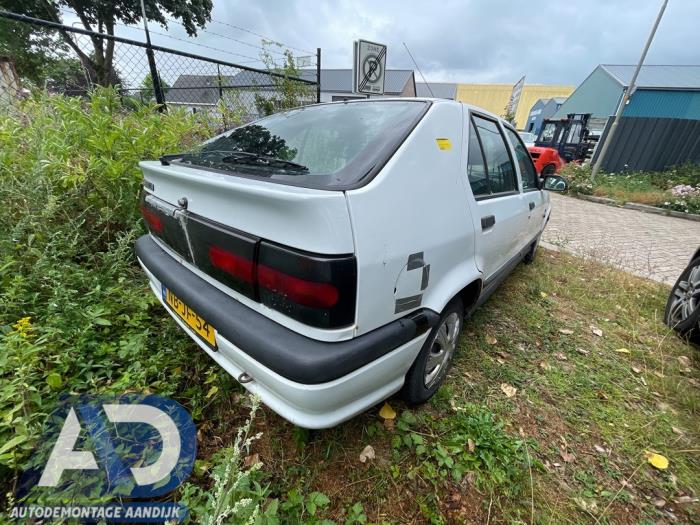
162;285;216;347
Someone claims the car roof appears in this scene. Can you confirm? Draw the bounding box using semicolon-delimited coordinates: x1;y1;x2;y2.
315;97;507;125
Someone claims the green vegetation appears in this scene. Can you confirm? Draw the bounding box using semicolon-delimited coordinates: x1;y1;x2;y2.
563;162;700;214
3;0;213;86
1;90;698;523
139;73;171;102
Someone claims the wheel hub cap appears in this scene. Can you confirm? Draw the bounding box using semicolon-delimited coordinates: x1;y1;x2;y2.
424;312;461;388
669;264;700;325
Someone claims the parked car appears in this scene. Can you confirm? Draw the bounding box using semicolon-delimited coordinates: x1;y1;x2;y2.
518;131;536;148
136;99;567;428
665;247;700;342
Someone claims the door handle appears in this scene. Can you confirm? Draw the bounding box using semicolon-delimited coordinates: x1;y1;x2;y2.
529;202;535;211
481;215;496;230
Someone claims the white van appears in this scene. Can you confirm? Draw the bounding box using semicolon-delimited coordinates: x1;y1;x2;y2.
136;99;567;428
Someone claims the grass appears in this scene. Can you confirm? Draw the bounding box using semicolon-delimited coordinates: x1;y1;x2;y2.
1;90;698;524
562;163;700;215
179;249;700;524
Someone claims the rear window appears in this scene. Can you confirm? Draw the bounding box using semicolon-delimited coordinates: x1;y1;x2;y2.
171;100;429;189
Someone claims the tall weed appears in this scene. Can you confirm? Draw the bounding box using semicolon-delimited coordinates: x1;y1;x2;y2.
0;89;212;481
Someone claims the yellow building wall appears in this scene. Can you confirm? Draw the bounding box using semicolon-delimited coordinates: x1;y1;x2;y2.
456;83;574;129
456;83;513;119
515;85;574;129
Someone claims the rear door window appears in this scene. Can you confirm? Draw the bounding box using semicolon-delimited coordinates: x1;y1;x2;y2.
467;119;489;197
469;115;517;196
171;100;429;189
504;127;539;191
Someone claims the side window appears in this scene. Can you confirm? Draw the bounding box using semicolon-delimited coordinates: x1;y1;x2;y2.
472;115;517;194
505;127;539;191
467;119;489;197
566;122;582;144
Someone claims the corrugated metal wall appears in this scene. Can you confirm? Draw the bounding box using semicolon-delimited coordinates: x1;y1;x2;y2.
593;116;700;172
624;89;700;119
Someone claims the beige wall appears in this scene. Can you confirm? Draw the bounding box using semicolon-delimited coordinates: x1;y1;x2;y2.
456;83;574;129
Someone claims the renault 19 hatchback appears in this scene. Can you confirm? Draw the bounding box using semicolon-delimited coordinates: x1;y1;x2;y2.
135;99;567;428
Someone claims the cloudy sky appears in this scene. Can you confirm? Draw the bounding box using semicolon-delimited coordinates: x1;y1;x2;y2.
64;0;698;86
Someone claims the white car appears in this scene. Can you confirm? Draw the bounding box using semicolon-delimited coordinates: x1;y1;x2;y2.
136;99;567;428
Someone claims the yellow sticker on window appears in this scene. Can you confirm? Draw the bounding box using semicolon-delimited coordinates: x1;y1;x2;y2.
436;138;452;150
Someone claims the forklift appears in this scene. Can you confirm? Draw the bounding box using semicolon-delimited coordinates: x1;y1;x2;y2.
527;113;598;175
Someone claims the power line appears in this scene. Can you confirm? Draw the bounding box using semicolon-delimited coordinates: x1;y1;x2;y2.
57;7;265;64
58;7;314;58
146;28;264;63
403;41;433;97
164;16;288;57
205;17;316;55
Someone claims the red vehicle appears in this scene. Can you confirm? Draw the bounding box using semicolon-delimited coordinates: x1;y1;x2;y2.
527;113;596;175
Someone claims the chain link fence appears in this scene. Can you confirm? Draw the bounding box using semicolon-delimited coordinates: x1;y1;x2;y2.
0;11;320;127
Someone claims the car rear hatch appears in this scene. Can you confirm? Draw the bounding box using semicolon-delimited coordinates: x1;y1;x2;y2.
139;160;357;331
138;100;431;334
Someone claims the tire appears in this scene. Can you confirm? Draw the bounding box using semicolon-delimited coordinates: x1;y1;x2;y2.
664;256;700;342
542;164;556;176
402;298;463;404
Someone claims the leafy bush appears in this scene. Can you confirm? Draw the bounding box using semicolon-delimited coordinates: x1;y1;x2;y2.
559;163;594;194
560;162;700;214
393;406;531;496
0;88;213;478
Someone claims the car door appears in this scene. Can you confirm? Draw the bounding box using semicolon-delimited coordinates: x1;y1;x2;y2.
465;112;529;281
503;125;546;244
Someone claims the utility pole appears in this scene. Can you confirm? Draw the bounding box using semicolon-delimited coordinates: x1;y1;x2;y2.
591;0;668;179
140;0;166;110
316;48;321;104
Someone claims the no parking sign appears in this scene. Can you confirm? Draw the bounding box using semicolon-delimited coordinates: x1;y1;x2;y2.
353;39;387;95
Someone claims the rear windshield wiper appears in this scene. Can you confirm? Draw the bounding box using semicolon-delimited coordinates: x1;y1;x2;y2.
160;151;309;174
220;151;309;172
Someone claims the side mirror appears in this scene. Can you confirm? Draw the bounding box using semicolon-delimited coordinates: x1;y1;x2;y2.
543;175;568;192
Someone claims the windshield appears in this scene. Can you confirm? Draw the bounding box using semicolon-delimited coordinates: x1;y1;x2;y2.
172;100;429;189
538;123;557;144
519;132;536;143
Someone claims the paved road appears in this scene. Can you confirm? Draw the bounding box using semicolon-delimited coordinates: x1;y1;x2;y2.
541;194;700;285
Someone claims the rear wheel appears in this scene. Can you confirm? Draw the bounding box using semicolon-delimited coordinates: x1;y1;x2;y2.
664;256;700;342
542;164;556;176
402;298;463;404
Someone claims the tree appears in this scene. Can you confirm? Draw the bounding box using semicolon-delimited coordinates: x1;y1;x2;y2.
502;104;517;126
0;0;213;86
0;16;68;86
254;42;311;116
139;72;169;101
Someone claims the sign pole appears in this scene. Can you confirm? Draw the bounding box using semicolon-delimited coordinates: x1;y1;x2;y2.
591;0;668;180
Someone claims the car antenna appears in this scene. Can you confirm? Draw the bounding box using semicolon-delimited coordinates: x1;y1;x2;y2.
403;41;434;97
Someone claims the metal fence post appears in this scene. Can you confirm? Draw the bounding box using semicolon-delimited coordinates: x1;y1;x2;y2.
140;0;166;111
316;48;321;104
146;48;166;110
217;63;226;129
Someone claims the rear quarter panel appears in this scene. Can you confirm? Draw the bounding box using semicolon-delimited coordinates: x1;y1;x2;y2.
346;103;481;335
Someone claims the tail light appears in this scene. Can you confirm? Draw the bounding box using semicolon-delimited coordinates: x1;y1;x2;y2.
258;241;355;328
140;192;192;262
142;194;357;329
187;214;257;299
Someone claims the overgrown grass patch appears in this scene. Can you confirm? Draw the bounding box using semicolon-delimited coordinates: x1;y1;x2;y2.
562;162;700;214
1;90;698;523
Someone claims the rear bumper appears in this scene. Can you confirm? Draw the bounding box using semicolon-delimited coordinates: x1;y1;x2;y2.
135;235;436;428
